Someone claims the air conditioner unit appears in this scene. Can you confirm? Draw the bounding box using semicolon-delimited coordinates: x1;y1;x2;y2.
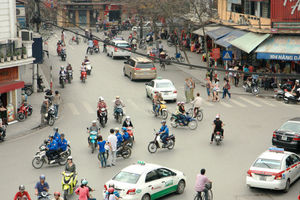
16;7;25;17
19;30;33;41
15;38;22;48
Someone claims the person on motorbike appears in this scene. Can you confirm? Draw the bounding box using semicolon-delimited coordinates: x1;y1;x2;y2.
84;56;89;63
115;128;123;148
122;116;133;127
158;120;169;147
113;96;125;116
121;127;130;147
65;156;76;173
97;96;108;122
59;66;66;84
14;185;31;200
46;135;59;162
210;114;224;144
80;62;87;80
53;127;60;142
105;184;120;199
35;175;49;196
175;102;186;125
86;39;94;54
88;120;100;146
0;119;6;139
52;192;63;200
66;63;72;71
195;168;212;200
153;92;163;115
75;179;90;200
58;133;68;153
104;187;119;200
93;39;99;51
292;80;300;97
191;93;203;117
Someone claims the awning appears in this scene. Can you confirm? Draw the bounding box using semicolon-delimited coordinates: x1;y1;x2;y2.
206;27;234;40
0;81;24;94
256;36;300;61
192;25;221;36
230;32;270;53
215;30;247;48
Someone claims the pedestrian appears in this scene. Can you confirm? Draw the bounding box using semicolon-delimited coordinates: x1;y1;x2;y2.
107;128;117;167
212;78;220;102
233;66;240;87
97;135;107;168
184;78;191;103
86;39;93;54
21;91;28;104
40;99;48;125
222;79;231;99
53;91;61;119
205;77;212;101
158;41;164;53
61;30;66;46
190;77;195;101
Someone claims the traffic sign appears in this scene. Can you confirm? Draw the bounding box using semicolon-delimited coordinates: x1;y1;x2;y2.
222;51;233;61
212;48;220;60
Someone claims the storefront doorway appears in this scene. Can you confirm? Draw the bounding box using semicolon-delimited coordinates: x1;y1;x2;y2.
0;93;7;124
79;10;87;26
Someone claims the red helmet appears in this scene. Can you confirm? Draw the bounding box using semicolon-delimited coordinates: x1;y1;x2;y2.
54;192;61;196
108;187;114;194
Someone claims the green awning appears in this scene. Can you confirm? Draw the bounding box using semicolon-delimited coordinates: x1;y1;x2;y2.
230;32;270;53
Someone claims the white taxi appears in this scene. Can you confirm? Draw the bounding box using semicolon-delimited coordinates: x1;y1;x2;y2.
103;161;186;200
107;39;131;59
145;78;177;102
246;147;300;192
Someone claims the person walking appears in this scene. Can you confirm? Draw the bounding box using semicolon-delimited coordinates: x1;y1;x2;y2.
107;129;117;167
212;79;220;102
205;77;212;101
190;77;195;101
97;135;107;168
40;99;48;125
184;78;191;103
222;79;231;99
53;91;61;119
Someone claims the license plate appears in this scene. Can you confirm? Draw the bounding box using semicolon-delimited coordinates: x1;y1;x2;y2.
216;135;221;139
164;92;169;95
259;176;266;181
281;135;287;141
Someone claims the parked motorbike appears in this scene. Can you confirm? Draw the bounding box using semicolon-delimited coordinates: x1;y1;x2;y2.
170;113;198;130
114;107;124;124
284;89;300;104
17;103;33;122
22;84;33;96
32;144;68;169
148;130;175;153
59;74;66;88
85;62;92;75
274;83;291;101
67;69;73;84
62;171;78;200
243;80;260;95
37;75;45;92
0;125;7;141
80;70;87;83
38;191;50;200
153;101;168;119
99;145;132;160
213;131;222;145
45;105;56;126
98;108;107;128
61;49;67;61
87;129;99;154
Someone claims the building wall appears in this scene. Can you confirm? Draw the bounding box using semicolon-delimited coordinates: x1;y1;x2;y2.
0;0;17;41
271;0;300;22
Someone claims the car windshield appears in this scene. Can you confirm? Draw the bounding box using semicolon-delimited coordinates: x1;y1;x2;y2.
279;121;300;133
136;62;154;69
156;82;173;88
253;159;281;170
112;171;140;184
117;43;130;48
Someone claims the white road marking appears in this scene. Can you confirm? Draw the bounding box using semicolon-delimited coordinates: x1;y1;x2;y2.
127;98;144;112
203;101;213;107
230;99;246;108
220;101;233;108
82;102;94;114
67;103;80;115
238;96;262;107
256;99;275;107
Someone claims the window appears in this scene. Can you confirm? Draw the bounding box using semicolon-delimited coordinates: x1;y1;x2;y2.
149;81;154;87
112;171;140;184
136;62;154;69
157;168;174;178
128;59;135;67
156;82;173;89
145;170;160;182
286;156;294;168
290;154;300;164
117;43;130;48
253;159;281;170
279;122;300;133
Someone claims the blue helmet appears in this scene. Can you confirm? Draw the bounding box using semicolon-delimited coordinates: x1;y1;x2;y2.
122;127;127;131
81;179;88;185
40;174;46;180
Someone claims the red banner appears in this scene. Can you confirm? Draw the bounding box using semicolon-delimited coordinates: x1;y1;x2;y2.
212;48;220;60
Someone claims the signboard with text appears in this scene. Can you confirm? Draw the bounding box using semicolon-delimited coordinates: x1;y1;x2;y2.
212;48;220;60
257;53;300;61
271;0;300;23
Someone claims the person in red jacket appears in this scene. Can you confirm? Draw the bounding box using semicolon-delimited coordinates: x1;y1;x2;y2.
14;185;31;200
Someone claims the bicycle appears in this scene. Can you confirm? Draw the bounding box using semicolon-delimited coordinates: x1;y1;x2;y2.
171;52;185;63
194;189;213;200
160;61;166;71
188;107;203;121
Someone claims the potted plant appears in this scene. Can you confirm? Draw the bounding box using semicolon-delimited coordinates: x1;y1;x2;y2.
17;49;21;60
6;52;11;62
0;53;4;63
13;51;17;61
22;47;27;59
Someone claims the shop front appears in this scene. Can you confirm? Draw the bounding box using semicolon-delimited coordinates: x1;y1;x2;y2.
0;67;24;123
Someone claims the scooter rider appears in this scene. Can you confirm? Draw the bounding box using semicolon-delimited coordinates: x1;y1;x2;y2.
58;133;68;153
53;127;60;142
121;127;130;147
104;184;120;199
97;96;108;122
292;80;300;97
175;102;186;125
115;128;123;148
210;114;224;144
122;116;133;127
35;175;49;196
14;185;31;200
59;66;66;84
88;120;100;145
84;56;89;63
153;92;163;115
46;135;59;162
195;168;212;200
65;156;76;173
158;120;169;147
113;96;125;115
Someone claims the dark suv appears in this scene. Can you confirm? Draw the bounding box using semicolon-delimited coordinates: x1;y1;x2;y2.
272;117;300;151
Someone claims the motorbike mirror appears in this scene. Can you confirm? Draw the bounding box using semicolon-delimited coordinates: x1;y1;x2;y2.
86;127;89;130
145;82;149;86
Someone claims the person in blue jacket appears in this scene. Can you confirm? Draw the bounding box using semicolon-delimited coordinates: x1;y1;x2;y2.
121;127;130;142
46;135;59;162
159;120;169;147
58;133;68;152
115;128;122;148
53;127;61;142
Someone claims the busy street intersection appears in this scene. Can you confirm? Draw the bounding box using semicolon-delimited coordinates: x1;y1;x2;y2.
1;29;299;200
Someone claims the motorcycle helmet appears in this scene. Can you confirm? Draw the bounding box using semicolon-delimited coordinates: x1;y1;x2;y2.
81;179;88;185
122;127;127;131
216;114;220;119
19;185;25;191
92;120;97;124
116;96;120;99
161;120;166;124
108;187;114;194
54;191;61;196
60;66;64;70
49;134;54;138
67;156;72;160
296;80;299;84
126;116;130;120
109;183;115;188
40;174;46;180
114;127;119;131
99;96;104;101
176;101;181;105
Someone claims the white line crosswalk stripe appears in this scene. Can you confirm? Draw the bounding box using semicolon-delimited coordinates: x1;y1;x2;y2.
238;96;262;107
230;99;246;108
82;102;94;114
220;101;233;108
67;103;80;115
203;101;213;107
256;99;275;107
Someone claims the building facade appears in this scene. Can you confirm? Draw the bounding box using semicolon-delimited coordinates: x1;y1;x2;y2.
0;0;34;123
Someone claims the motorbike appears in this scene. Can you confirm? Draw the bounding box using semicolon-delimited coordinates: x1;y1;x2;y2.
85;62;92;75
57;45;62;56
38;191;50;200
62;171;78;200
153;101;168;119
45;105;56;126
32;144;68;169
67;69;73;84
187;107;203;121
213;131;223;145
148;130;175;153
274;83;291;101
80;70;87;83
61;49;67;61
114;107;124;124
87;129;99;154
283;89;300;104
98;108;107;128
88;47;94;55
45;89;53;105
59;74;66;88
170;113;198;130
22;84;33;96
17;103;33;122
38;139;71;157
243;80;260;95
0;125;6;141
99;145;132;160
93;45;100;54
126;127;134;141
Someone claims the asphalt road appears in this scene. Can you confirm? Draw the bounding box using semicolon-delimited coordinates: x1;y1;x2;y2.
1;30;299;200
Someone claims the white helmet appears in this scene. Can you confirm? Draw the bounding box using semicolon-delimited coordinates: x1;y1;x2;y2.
126;116;130;120
60;66;64;69
216;114;220;119
92;120;97;124
98;96;104;101
67;156;72;160
114;127;119;131
116;96;120;99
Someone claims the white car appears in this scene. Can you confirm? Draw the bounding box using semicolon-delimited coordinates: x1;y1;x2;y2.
246;147;300;192
103;161;186;200
145;78;177;101
107;40;131;59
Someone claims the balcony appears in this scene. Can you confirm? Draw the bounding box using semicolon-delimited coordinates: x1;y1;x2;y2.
0;46;34;69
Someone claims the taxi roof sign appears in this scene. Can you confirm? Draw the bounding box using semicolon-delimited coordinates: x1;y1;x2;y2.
268;147;284;153
137;161;145;165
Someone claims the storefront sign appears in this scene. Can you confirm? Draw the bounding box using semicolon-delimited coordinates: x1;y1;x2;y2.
212;48;220;60
0;67;18;83
283;0;300;15
257;53;300;61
